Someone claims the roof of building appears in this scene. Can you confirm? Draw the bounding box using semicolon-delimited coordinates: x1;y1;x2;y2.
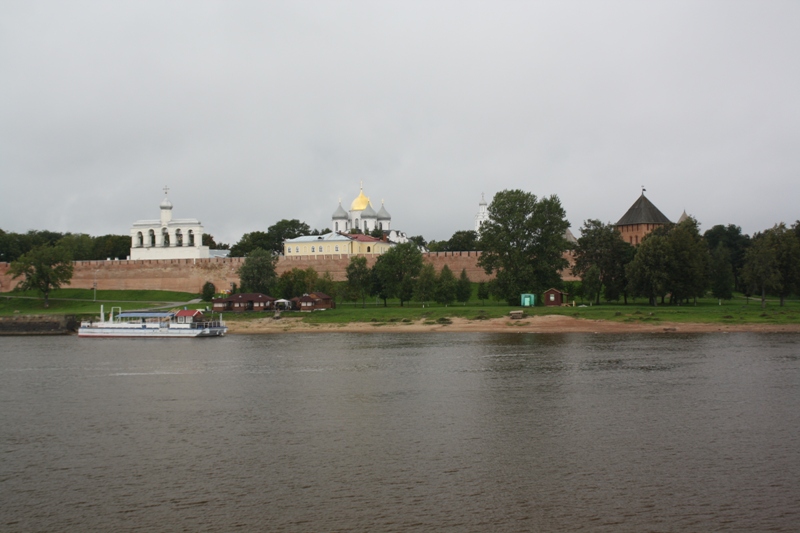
677;210;689;223
347;233;383;243
616;193;672;226
285;232;352;244
377;201;391;220
351;187;370;211
214;293;275;302
175;309;203;317
361;202;377;218
310;292;332;300
332;202;348;219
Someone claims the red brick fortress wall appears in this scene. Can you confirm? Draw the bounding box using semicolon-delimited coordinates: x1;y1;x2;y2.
0;251;576;294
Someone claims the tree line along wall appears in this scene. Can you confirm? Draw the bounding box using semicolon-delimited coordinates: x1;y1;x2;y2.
0;251;577;294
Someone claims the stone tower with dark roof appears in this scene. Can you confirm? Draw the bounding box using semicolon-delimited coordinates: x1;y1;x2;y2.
615;192;672;245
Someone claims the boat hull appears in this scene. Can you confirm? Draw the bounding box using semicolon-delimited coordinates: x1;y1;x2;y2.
78;328;228;339
78;325;227;338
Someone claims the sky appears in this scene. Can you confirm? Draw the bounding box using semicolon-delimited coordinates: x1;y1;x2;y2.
2;1;799;245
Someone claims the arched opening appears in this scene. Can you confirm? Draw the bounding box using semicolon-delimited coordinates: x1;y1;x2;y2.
162;228;170;247
188;230;195;246
335;222;339;232
175;229;183;247
367;246;371;253
148;229;156;247
136;232;143;247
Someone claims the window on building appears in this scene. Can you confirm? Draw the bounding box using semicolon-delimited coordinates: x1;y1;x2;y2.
188;230;195;246
311;246;315;253
335;245;339;252
296;247;299;253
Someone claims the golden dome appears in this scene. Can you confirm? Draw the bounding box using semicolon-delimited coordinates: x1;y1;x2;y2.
350;187;371;211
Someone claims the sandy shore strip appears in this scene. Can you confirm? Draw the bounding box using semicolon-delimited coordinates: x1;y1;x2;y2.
225;314;800;335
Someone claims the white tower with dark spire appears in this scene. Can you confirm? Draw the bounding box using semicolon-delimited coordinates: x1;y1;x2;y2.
475;193;489;233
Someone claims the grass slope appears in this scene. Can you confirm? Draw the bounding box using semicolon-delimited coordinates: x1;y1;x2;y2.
1;289;201;316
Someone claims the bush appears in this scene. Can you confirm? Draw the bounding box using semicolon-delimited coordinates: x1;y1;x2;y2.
201;281;216;302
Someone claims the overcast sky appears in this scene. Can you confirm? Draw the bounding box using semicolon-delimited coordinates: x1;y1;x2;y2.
2;1;799;245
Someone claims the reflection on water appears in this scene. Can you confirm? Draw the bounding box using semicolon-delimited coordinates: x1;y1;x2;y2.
2;333;800;532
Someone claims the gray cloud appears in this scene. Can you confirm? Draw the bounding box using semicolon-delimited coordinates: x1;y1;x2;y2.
2;1;798;245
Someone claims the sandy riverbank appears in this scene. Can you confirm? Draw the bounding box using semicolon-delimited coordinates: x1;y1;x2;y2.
225;314;800;335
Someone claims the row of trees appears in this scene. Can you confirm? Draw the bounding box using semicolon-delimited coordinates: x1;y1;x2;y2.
0;229;131;263
344;243;472;307
234;242;473;306
573;217;800;307
236;247;340;300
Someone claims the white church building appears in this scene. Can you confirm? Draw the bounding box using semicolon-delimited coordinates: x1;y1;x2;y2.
130;189;212;260
331;184;392;234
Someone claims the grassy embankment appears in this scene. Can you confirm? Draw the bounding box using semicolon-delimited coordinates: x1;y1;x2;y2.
223;295;800;327
0;289;201;317
2;289;800;327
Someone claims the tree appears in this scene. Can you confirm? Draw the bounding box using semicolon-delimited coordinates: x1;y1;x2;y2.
237;247;277;294
445;230;481;252
203;234;229;249
9;245;74;308
229;231;272;257
572;219;635;304
265;219;311;254
477;281;490;305
765;223;800;306
345;256;371;307
414;263;437;305
315;271;337;301
371;242;424;306
709;244;734;302
665;217;709;305
57;233;95;261
478;190;570;305
201;281;216;302
626;232;671;306
582;265;602;304
278;267;318;299
408;235;427;249
456;269;472;304
742;232;779;309
434;264;457;305
92;234;131;260
703;224;751;292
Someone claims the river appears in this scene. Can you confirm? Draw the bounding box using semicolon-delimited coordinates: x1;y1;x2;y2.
2;332;799;531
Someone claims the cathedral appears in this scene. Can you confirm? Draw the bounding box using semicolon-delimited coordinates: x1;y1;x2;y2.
331;184;392;234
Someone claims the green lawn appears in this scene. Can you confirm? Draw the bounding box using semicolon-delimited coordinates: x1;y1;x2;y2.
0;289;201;316
233;294;800;327
2;289;799;326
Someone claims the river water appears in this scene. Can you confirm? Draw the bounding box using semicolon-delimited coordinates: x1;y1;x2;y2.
2;332;799;532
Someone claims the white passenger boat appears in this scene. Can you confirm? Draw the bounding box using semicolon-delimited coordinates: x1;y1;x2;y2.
79;306;227;338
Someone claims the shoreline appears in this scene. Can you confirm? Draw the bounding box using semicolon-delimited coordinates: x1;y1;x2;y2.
225;315;800;335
